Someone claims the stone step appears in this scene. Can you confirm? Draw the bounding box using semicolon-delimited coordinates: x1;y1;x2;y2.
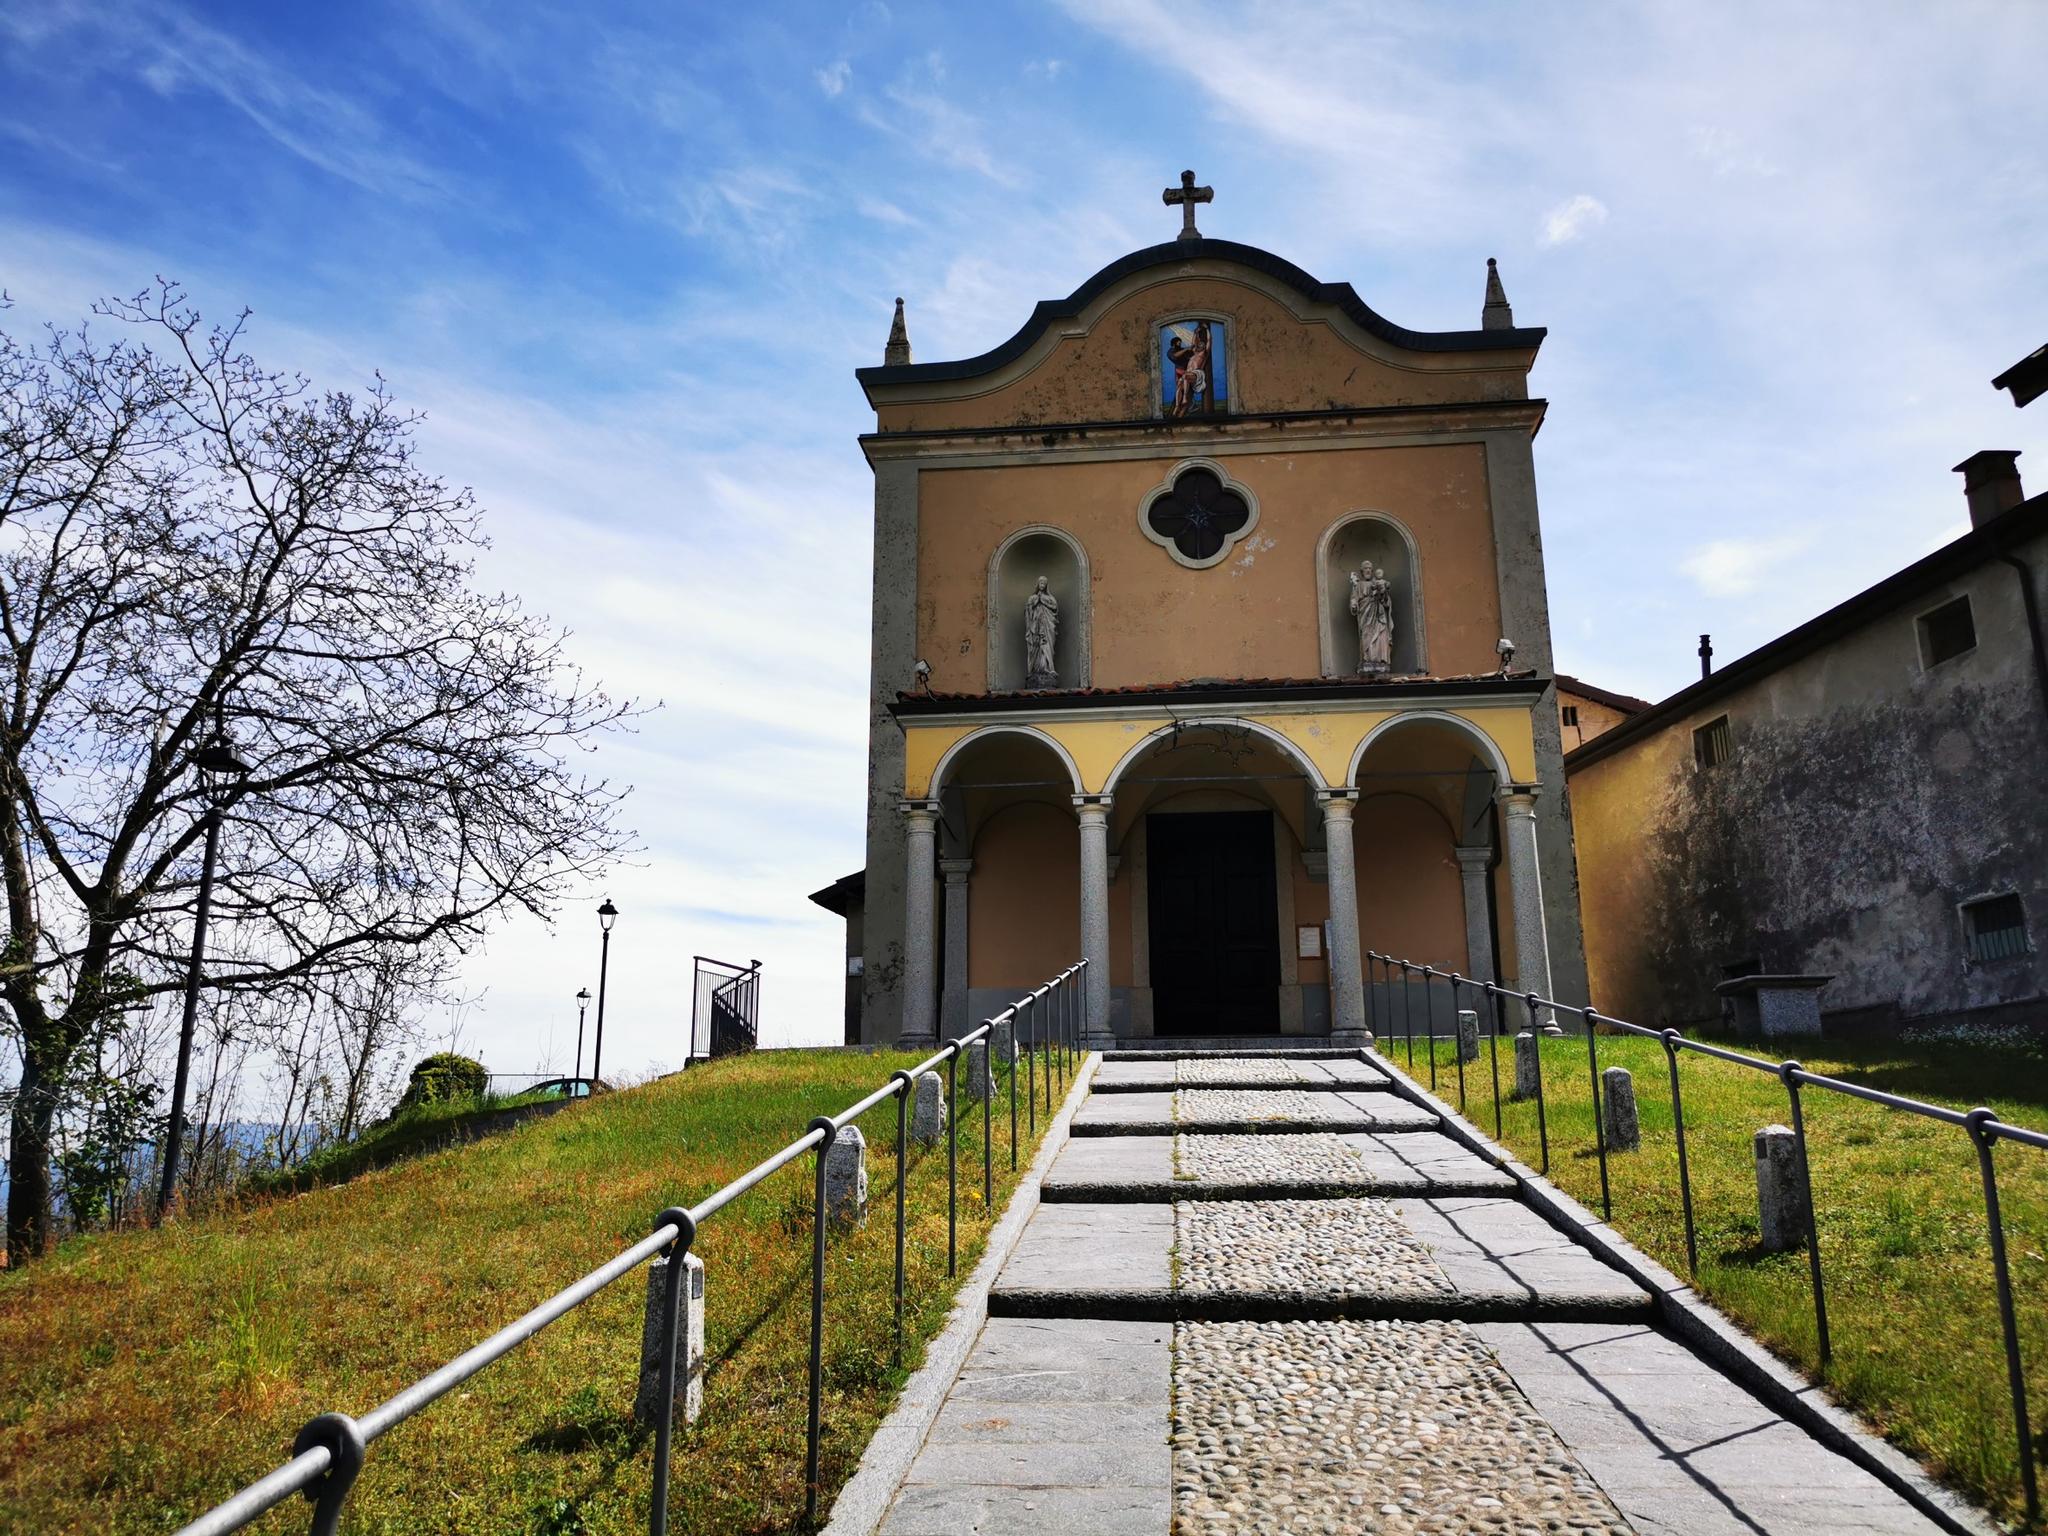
1090;1056;1390;1093
1071;1087;1438;1137
1041;1130;1514;1203
991;1196;1650;1324
1100;1043;1355;1059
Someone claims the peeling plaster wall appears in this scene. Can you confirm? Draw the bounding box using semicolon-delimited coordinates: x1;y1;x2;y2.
1571;535;2048;1035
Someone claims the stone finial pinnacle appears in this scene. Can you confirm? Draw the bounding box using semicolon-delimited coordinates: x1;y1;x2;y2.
884;296;911;366
1482;256;1515;331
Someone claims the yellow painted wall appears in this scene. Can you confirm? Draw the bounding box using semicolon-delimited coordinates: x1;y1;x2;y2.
967;801;1080;987
1355;794;1468;972
903;706;1537;800
874;276;1527;434
1567;727;1692;1022
916;445;1502;693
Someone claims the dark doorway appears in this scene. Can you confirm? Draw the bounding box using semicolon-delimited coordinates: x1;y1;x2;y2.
1147;810;1281;1034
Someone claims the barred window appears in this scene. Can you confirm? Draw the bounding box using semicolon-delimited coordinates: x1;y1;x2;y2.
1963;894;2029;963
1693;714;1733;770
1561;705;1580;728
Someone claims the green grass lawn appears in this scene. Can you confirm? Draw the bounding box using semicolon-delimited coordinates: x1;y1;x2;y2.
0;1045;1068;1535
1381;1018;2048;1528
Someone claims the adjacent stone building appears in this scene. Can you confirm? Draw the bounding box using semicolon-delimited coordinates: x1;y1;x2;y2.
1568;454;2048;1037
822;187;1591;1047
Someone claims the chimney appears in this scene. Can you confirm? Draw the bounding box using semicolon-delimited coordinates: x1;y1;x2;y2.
1953;450;2024;528
1698;634;1713;678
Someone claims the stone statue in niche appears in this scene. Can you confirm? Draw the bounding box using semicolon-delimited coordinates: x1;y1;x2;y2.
1023;576;1060;688
1350;561;1394;675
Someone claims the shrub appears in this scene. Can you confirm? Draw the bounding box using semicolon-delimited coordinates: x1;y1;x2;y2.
400;1053;489;1109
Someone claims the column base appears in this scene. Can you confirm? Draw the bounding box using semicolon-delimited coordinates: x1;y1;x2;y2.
1331;1029;1375;1049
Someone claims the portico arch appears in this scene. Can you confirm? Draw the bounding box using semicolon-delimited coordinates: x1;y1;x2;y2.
930;722;1085;797
1347;708;1512;788
1102;716;1329;798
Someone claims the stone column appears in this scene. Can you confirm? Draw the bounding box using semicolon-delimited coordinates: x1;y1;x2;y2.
899;801;940;1047
1498;788;1553;1012
1453;846;1496;985
1075;796;1114;1047
1319;792;1369;1044
940;857;972;1039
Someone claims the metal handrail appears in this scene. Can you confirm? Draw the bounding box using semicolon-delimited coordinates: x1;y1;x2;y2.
175;958;1092;1536
1366;949;2042;1525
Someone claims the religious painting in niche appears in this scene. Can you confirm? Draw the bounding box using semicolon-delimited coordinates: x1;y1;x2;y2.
1145;465;1250;564
1159;319;1228;417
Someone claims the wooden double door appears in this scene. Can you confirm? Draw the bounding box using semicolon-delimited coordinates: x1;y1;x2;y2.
1146;810;1281;1035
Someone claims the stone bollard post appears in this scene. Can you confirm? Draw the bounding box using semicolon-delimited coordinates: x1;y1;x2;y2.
911;1070;947;1146
990;1015;1016;1068
1602;1067;1640;1151
633;1251;706;1428
964;1040;993;1103
1456;1009;1479;1064
1754;1124;1809;1254
825;1124;869;1229
1512;1032;1541;1100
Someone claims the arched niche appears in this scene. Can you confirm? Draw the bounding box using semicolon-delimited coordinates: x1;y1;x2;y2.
987;525;1090;692
1316;512;1427;678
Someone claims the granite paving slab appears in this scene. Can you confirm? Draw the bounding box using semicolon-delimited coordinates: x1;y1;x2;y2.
1477;1321;1950;1534
875;1316;1171;1536
1040;1131;1513;1203
1071;1087;1434;1136
1172;1317;1633;1535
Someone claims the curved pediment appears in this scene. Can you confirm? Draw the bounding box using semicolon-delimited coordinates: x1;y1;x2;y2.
857;238;1543;432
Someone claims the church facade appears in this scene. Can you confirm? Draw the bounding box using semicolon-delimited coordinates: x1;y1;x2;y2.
846;188;1588;1047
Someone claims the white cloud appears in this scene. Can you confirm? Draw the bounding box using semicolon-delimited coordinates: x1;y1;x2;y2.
1679;534;1815;598
816;58;851;97
1539;193;1609;247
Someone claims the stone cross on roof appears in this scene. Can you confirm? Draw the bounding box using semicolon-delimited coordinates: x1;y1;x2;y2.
1162;169;1213;242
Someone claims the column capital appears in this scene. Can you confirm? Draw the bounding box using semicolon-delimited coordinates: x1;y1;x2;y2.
1315;788;1359;814
1454;844;1495;871
1495;783;1541;813
1071;793;1112;822
899;798;941;825
939;857;974;881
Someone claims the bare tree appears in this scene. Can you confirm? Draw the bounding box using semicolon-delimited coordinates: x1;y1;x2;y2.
1;284;635;1259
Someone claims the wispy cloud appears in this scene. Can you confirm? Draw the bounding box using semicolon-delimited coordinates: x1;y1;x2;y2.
1680;534;1815;598
1539;193;1608;247
816;58;851;97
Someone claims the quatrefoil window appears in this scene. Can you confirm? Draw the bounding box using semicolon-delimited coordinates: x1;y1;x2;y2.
1139;460;1259;569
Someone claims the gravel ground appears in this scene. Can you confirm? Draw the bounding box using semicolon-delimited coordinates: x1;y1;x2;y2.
1175;1089;1360;1127
1175;1132;1367;1187
1172;1318;1632;1535
1176;1199;1453;1301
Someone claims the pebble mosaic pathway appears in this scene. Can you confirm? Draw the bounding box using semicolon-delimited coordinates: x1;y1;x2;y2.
1171;1318;1633;1536
1175;1058;1305;1086
1174;1088;1383;1128
1174;1198;1454;1303
1174;1131;1366;1187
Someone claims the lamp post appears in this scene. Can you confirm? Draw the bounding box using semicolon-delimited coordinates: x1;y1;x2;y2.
591;898;618;1086
574;987;591;1083
154;722;250;1223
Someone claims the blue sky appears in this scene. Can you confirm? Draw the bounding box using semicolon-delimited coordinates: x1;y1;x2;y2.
3;1;2044;1070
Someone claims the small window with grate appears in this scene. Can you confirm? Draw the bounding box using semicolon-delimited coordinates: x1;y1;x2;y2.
1918;595;1976;668
1693;714;1733;769
1561;704;1580;728
1962;894;2029;963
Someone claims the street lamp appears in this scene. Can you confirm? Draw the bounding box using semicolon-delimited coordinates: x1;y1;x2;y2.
574;987;591;1084
590;898;618;1086
154;720;250;1223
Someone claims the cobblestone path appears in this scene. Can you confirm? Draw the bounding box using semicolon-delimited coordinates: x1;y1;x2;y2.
870;1048;1957;1536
